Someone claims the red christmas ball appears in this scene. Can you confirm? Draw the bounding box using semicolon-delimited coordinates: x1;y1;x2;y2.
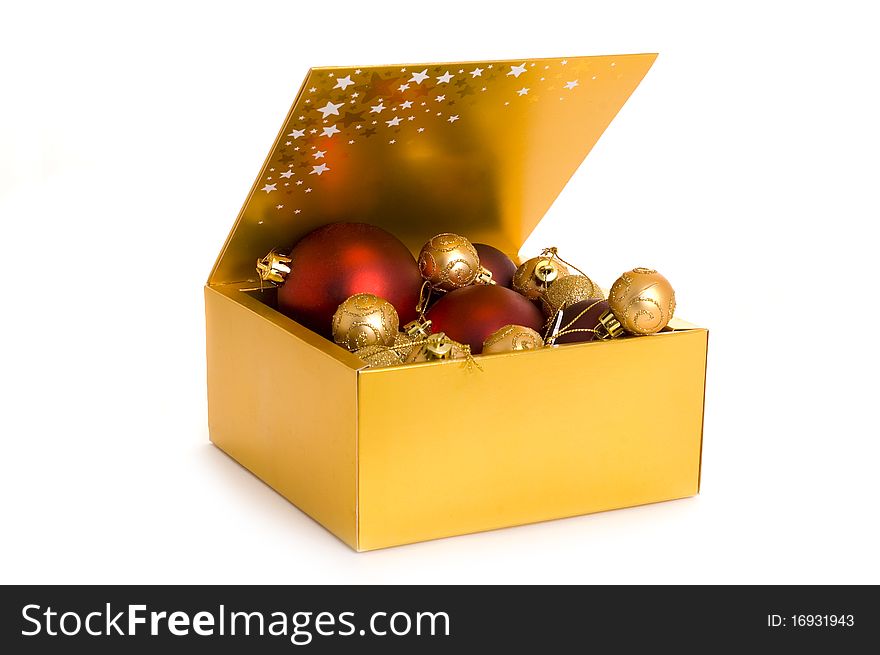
426;285;545;354
278;222;422;336
552;299;610;345
473;243;517;288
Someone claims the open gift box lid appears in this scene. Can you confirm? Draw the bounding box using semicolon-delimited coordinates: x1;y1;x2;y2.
209;54;657;286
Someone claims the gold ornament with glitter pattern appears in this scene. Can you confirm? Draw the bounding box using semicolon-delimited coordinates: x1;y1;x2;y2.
541;275;604;316
331;293;400;351
482;324;544;354
418;233;489;291
512;256;570;300
606;268;675;336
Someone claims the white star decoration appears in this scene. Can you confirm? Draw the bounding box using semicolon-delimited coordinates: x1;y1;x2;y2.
263;58;590;208
334;75;354;90
317;100;343;118
409;69;429;84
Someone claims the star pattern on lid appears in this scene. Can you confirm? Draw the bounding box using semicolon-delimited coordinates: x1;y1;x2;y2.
252;57;617;219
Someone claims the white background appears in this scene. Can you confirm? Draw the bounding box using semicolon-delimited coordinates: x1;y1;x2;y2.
2;0;878;584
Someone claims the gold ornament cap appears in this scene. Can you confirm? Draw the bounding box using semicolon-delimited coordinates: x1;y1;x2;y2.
607;267;676;336
542;274;604;316
512;256;570;300
404;332;470;363
418;233;481;292
256;250;292;285
482;324;544;354
331;293;400;351
403;318;433;340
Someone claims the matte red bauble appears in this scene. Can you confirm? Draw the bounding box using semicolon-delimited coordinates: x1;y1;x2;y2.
277;222;422;336
473;243;517;288
426;285;545;354
551;299;610;345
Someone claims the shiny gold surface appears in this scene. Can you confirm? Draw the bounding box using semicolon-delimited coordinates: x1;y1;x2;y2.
331;293;399;351
205;285;360;548
209;54;657;286
608;267;676;335
255;250;292;285
358;328;707;550
418;233;481;291
482;324;544;353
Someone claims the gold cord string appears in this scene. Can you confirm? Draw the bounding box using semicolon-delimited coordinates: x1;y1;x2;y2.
539;246;590;278
546;298;606;344
372;335;482;371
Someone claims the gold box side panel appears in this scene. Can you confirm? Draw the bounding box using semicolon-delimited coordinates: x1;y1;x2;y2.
210;54;657;286
205;285;359;548
357;329;706;551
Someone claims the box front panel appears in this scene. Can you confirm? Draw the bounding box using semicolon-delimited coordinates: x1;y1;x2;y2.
357;329;707;550
206;286;359;548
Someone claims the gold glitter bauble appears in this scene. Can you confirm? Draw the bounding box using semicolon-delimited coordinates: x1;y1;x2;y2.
482;324;544;354
404;332;470;363
607;267;675;335
542;275;604;316
354;344;403;368
512;257;570;300
418;233;481;291
331;293;399;351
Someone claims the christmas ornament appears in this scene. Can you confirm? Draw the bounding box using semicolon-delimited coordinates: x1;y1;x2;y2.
262;222;422;336
542;275;604;317
418;233;493;291
547;299;610;345
482;324;544;354
473;243;517;288
606;268;676;336
512;256;570;300
331;293;400;351
426;284;545;354
354;344;404;368
404;332;471;363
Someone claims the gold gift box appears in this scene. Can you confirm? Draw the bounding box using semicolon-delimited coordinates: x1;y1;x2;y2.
205;54;708;551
